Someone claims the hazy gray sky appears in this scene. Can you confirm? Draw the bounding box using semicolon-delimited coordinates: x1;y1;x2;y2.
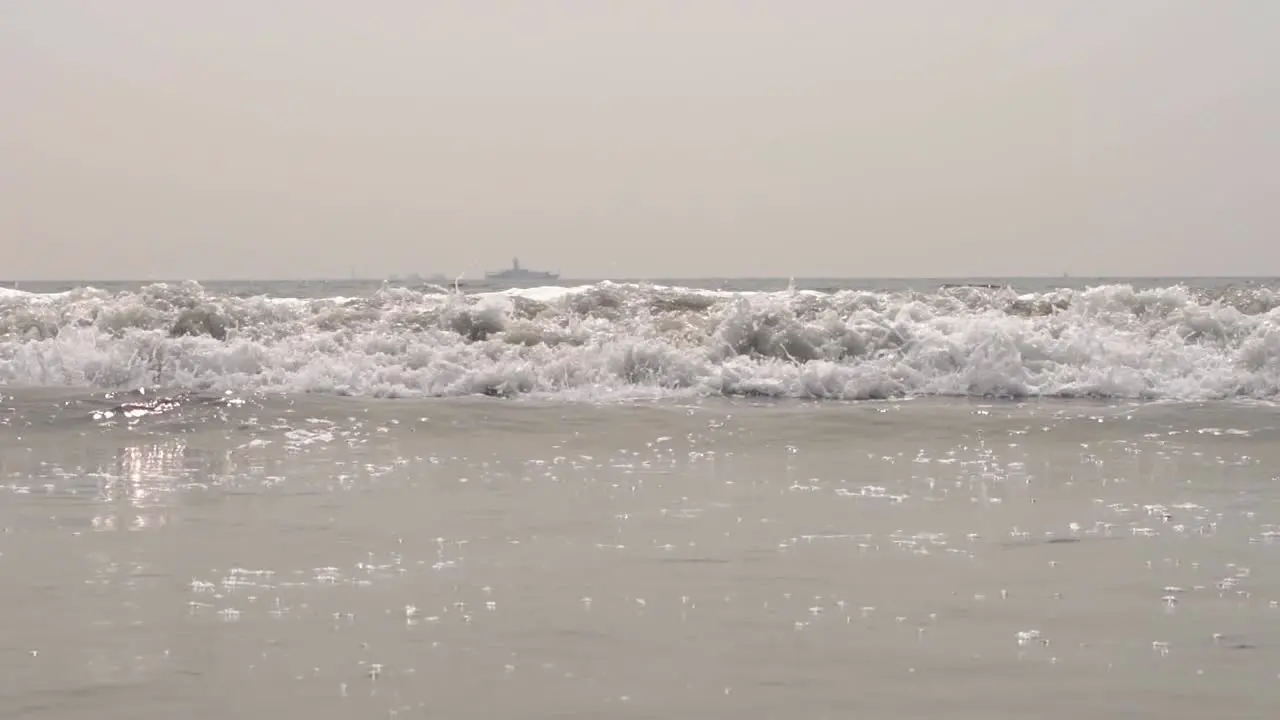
3;1;1277;280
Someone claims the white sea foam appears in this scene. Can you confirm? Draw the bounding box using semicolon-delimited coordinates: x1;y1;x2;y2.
0;286;63;301
1;280;1278;401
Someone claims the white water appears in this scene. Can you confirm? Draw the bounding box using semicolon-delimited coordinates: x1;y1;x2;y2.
2;280;1278;401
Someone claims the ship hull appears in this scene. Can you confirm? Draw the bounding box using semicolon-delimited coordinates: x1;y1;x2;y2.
484;258;559;282
483;272;560;281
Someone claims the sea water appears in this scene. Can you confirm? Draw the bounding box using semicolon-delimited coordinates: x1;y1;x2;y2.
1;277;1278;718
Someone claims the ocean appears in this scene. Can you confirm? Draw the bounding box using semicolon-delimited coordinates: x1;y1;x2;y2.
1;276;1278;718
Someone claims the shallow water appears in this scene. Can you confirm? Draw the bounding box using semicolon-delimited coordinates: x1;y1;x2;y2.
1;391;1277;718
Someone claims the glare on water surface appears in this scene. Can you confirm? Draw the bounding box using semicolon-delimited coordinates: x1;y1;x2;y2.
0;394;1277;718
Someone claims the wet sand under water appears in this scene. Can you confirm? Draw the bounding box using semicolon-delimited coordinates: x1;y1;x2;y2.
0;392;1278;719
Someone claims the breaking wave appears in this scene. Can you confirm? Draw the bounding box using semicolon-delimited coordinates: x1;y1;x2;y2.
2;281;1279;401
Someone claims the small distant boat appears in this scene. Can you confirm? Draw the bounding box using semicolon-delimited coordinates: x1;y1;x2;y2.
484;257;560;281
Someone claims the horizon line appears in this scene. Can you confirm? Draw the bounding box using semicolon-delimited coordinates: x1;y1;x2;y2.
4;274;1278;284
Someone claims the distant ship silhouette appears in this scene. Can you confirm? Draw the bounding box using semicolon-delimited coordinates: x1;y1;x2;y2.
484;257;560;281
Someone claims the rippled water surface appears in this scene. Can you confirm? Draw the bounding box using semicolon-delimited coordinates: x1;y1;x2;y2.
1;390;1277;718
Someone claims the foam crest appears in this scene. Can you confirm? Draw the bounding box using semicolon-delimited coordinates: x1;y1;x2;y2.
1;281;1278;401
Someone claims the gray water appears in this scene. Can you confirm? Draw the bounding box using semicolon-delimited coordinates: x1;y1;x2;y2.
3;276;1279;717
1;391;1278;719
5;275;1275;298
